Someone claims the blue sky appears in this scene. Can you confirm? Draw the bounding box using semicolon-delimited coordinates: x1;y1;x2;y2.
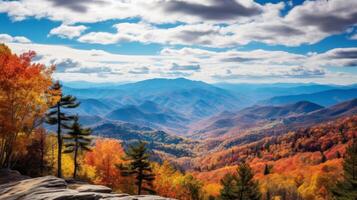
0;0;357;84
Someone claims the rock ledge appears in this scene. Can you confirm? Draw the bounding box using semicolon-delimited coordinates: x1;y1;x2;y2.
0;173;175;200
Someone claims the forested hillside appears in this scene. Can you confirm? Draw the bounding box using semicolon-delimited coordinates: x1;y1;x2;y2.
1;44;357;200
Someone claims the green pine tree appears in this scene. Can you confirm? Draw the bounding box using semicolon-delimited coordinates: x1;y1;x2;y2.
332;139;357;200
220;173;239;200
182;174;203;200
63;115;92;179
220;163;261;200
46;81;79;178
117;141;155;195
236;162;261;200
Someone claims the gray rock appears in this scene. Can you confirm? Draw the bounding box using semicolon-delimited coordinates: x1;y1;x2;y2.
74;184;112;193
0;169;29;184
0;175;176;200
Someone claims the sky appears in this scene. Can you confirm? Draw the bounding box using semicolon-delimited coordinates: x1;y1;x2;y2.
0;0;357;84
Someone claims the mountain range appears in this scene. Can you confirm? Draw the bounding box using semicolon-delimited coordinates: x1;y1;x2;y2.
51;78;357;161
260;88;357;106
61;78;357;142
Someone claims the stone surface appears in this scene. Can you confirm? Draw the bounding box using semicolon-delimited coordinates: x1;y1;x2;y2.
74;184;113;193
0;171;176;200
0;169;29;184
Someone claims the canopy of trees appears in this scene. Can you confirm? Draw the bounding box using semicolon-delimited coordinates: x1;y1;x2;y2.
1;44;357;200
0;44;56;168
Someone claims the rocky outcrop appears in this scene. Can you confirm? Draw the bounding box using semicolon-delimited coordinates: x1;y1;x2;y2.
0;173;175;200
0;169;29;185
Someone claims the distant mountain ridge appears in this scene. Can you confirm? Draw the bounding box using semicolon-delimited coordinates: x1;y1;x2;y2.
284;98;357;126
63;78;246;133
215;83;340;103
61;78;357;137
260;88;357;106
189;99;357;139
92;122;197;157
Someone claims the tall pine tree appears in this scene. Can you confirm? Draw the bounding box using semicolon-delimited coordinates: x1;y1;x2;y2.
63;115;92;179
46;81;79;178
220;162;261;200
117;141;155;195
220;173;239;200
332;138;357;199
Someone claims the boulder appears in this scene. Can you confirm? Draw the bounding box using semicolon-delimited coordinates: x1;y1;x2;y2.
74;184;112;193
0;174;176;200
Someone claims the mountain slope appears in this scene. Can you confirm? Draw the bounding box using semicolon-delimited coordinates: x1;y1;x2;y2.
92;122;197;157
189;101;324;138
114;78;245;119
261;88;357;106
195;99;357;152
75;98;112;116
215;83;338;103
63;78;245;133
285;98;357;125
105;102;189;134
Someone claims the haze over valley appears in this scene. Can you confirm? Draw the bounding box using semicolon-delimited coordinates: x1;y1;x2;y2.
59;78;357;161
1;0;357;199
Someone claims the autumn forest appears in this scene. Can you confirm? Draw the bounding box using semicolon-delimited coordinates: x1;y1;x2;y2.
0;41;357;200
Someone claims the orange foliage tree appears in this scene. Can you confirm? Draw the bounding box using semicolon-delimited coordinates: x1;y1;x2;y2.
83;138;132;192
153;161;204;200
0;44;56;168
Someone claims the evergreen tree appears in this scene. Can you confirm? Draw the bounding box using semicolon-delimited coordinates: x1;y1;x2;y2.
63;115;92;179
46;81;79;178
332;139;357;200
220;173;239;200
220;163;261;200
183;174;203;200
117;141;155;195
236;162;261;200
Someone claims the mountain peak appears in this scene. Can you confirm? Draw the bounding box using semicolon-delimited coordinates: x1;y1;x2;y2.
288;101;324;113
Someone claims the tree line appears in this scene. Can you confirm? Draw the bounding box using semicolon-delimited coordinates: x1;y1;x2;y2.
1;43;357;200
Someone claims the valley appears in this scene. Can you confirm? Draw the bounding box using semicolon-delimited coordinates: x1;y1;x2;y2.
61;78;357;165
2;1;357;199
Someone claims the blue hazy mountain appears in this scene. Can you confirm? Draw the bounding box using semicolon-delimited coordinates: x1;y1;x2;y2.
189;101;324;138
189;99;357;139
215;83;339;103
61;78;356;135
64;78;245;121
260;88;357;106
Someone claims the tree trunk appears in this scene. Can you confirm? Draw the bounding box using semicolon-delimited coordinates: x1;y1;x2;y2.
73;137;78;179
138;178;142;195
138;169;143;195
57;103;62;178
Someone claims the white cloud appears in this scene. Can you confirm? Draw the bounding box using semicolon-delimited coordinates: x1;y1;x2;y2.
350;33;357;40
49;24;87;39
212;65;326;80
78;23;235;47
4;42;357;84
308;48;357;68
0;0;262;24
1;0;357;47
0;34;31;43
